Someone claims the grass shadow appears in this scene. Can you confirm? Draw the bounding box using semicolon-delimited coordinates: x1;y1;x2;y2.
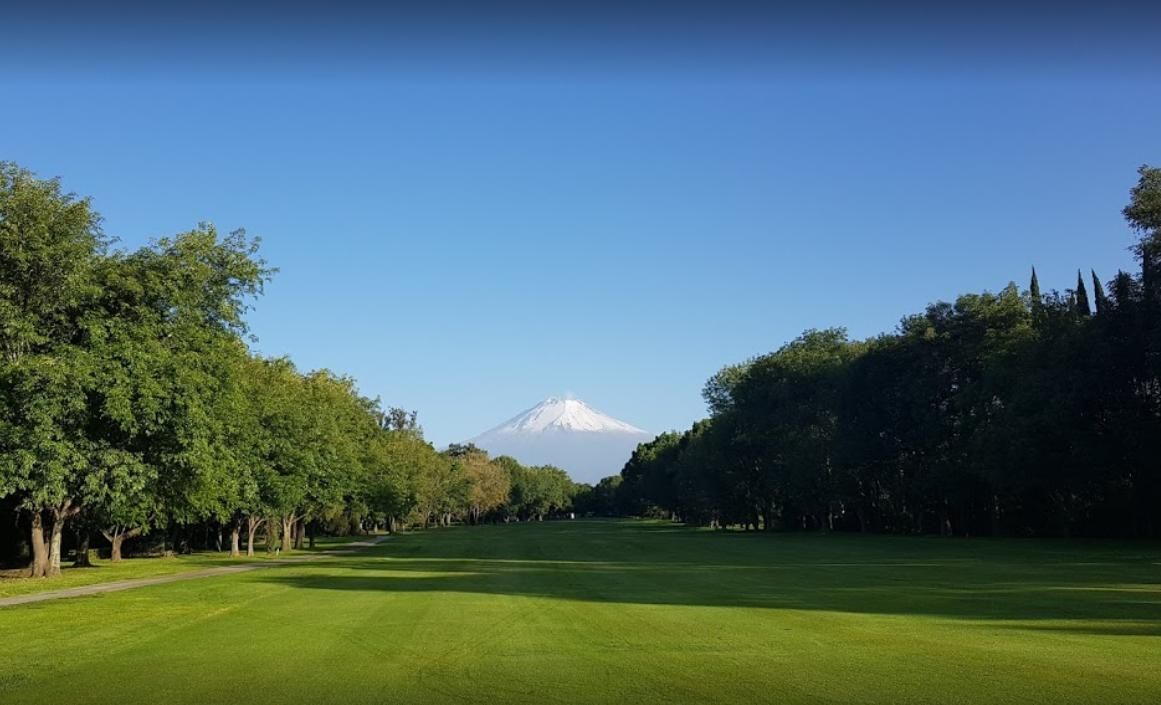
255;520;1161;636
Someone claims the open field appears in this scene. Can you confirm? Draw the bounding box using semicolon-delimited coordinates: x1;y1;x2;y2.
1;520;1159;704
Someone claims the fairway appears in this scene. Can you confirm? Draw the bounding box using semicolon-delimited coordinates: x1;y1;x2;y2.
1;520;1159;704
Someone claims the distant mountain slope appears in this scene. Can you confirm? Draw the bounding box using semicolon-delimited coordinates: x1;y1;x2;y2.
468;397;652;484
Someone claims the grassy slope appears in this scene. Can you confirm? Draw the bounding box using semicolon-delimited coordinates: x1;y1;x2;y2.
0;520;1158;704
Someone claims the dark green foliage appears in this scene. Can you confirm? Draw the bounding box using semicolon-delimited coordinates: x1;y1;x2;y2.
500;457;577;521
1029;266;1042;313
444;442;484;458
1124;164;1161;235
1075;270;1091;316
572;475;624;516
1091;270;1108;314
621;166;1161;538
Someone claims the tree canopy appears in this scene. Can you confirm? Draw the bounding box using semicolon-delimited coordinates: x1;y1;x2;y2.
0;162;583;576
615;164;1161;538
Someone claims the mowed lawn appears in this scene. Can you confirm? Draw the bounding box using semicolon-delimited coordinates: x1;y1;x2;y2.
0;535;363;599
1;521;1159;704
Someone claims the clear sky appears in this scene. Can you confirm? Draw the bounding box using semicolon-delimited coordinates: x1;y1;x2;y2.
3;2;1160;446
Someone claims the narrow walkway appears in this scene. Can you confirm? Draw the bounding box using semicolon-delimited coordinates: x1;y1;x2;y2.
0;536;390;608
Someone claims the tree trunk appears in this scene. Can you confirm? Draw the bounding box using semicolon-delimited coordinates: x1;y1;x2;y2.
246;516;263;557
230;523;241;557
110;533;125;562
294;520;306;550
47;514;65;576
101;526;144;562
267;517;280;553
281;515;295;552
308;521;316;549
74;529;93;567
28;511;49;578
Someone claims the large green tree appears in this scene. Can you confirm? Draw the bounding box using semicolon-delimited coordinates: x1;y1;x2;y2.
0;163;105;576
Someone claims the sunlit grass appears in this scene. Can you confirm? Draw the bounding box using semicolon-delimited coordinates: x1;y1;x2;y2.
0;520;1158;704
0;534;372;598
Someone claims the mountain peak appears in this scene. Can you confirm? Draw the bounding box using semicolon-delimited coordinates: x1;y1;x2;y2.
483;397;646;435
468;397;651;483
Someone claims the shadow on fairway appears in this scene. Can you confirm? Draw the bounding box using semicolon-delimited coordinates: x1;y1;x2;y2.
260;521;1161;636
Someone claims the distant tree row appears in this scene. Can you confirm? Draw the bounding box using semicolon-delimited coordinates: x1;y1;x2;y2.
0;162;581;578
615;165;1161;538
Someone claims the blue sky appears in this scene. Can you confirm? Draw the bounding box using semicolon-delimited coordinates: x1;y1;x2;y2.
4;7;1160;446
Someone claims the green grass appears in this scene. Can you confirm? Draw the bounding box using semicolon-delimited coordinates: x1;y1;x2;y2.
0;520;1159;704
0;534;369;598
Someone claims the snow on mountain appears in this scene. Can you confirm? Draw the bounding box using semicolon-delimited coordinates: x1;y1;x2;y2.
481;397;647;435
468;397;652;485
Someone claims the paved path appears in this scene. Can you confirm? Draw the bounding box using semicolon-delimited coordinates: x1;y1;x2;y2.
0;536;390;608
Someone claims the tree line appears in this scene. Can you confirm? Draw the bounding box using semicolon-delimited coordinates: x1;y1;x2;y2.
0;163;582;578
614;165;1161;538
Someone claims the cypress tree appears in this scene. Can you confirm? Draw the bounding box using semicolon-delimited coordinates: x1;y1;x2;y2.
1030;267;1043;317
1076;270;1092;316
1091;269;1108;315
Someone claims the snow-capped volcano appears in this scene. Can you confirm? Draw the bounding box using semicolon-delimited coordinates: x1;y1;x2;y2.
469;397;652;484
484;397;647;435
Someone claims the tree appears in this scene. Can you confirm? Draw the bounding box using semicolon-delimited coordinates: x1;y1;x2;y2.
83;227;268;559
1123;165;1161;238
381;407;421;435
440;445;510;524
85;452;157;562
582;475;626;516
1091;270;1108;314
365;429;422;533
1075;270;1092;317
444;442;483;458
619;432;684;519
1121;165;1161;535
464;455;511;524
0;162;105;576
415;455;469;527
702;361;752;416
501;459;574;521
1030;267;1043;318
3;159;595;578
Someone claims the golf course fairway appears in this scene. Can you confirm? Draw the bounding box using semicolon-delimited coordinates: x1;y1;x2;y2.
1;520;1159;704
